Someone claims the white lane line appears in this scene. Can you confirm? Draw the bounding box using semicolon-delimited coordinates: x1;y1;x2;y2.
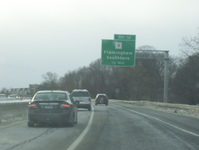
67;106;94;150
128;108;199;137
117;106;199;137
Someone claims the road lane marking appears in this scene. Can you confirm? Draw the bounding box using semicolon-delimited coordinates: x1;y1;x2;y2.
128;108;199;137
115;105;199;137
67;105;94;150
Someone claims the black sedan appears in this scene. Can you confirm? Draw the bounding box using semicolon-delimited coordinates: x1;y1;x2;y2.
28;90;77;127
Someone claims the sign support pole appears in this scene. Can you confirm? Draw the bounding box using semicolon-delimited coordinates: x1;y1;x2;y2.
164;51;169;103
136;50;169;103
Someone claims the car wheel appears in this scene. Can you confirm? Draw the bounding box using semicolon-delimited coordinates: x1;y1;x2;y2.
28;122;34;127
88;106;91;111
74;114;78;124
68;114;75;127
68;120;74;127
68;122;74;127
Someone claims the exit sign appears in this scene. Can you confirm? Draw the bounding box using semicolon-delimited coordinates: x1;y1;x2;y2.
114;34;136;41
101;34;136;67
101;39;135;67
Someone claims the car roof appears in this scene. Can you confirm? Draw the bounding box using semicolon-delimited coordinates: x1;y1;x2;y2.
36;90;70;94
72;89;88;92
96;93;107;96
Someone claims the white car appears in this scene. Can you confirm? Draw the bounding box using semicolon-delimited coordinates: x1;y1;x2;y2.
71;89;91;111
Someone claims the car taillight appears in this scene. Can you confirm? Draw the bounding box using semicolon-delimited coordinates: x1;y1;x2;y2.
29;104;37;108
88;98;91;102
60;104;70;108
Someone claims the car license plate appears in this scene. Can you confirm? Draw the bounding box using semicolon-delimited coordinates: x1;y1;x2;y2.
44;105;53;109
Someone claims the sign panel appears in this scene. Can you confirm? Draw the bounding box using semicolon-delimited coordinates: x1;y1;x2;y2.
114;34;136;41
101;39;135;67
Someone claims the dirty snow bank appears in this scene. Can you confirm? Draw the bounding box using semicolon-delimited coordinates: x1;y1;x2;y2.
111;100;199;118
0;102;28;126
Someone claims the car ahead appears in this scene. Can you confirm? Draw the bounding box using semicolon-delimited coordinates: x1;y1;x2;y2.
71;89;91;111
95;94;109;106
27;90;77;127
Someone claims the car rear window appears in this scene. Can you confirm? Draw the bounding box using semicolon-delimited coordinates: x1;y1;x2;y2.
97;95;106;98
34;93;68;101
72;91;90;97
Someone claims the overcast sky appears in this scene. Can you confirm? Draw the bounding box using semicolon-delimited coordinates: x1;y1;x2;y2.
1;0;199;89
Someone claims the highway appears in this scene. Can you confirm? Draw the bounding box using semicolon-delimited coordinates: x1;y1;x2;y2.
0;101;199;150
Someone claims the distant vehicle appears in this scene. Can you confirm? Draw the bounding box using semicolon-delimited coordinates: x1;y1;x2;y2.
27;90;77;127
95;94;109;106
71;89;91;111
8;94;20;99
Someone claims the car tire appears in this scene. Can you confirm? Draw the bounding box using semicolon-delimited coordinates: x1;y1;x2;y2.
74;114;78;124
68;122;74;127
68;115;75;127
28;122;34;127
88;106;91;111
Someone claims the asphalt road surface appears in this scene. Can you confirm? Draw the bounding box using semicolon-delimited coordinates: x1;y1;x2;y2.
0;101;199;150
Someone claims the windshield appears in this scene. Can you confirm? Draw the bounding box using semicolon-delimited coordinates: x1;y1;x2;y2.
72;91;90;97
97;95;106;98
33;93;68;101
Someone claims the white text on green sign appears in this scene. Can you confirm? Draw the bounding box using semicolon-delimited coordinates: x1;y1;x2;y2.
101;40;135;67
114;34;136;41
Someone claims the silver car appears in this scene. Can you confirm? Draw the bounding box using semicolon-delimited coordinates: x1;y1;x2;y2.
71;89;91;111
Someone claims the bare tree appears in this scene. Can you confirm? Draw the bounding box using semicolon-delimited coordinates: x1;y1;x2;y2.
38;72;59;90
0;87;10;96
59;70;80;92
180;28;199;56
172;29;199;104
172;55;199;104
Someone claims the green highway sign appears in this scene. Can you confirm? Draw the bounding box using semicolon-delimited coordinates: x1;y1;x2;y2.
114;34;136;41
101;39;136;67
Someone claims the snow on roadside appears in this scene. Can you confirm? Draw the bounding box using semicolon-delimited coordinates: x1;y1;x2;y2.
0;113;27;125
111;100;199;118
